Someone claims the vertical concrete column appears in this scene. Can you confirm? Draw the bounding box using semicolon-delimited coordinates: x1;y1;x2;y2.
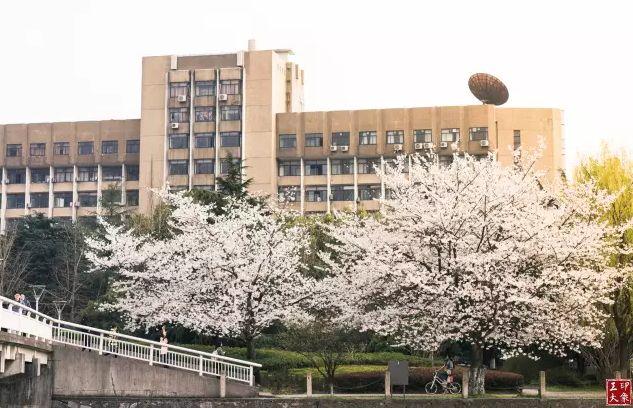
539;370;546;399
380;155;386;199
326;157;331;214
306;371;312;397
163;72;170;188
240;67;246;184
24;167;31;216
462;369;469;398
408;154;412;180
188;71;195;191
96;164;103;216
47;166;54;218
0;168;7;233
214;69;221;190
353;156;358;212
71;165;78;222
120;164;127;205
384;370;391;397
220;373;226;398
300;158;305;215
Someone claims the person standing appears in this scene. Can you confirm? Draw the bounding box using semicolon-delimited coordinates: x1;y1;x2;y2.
159;327;169;367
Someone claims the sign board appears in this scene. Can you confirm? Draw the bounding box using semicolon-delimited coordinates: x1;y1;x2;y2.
388;361;409;386
606;379;632;406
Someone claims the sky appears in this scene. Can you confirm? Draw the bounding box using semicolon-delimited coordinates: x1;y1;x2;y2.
0;0;631;174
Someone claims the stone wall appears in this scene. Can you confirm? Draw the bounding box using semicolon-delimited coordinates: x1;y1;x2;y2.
52;397;609;408
0;358;53;408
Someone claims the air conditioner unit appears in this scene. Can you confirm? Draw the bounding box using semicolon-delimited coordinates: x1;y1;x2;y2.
26;203;32;209
440;142;448;149
340;145;349;152
414;143;424;150
2;179;9;184
74;201;81;208
45;176;51;183
330;145;338;152
69;202;74;207
177;95;187;103
423;142;434;149
218;93;228;101
393;144;403;151
480;140;490;147
171;123;179;129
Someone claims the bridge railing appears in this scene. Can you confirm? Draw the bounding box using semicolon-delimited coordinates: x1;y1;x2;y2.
0;295;260;385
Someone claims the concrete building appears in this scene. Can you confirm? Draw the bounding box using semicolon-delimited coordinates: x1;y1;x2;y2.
0;41;564;228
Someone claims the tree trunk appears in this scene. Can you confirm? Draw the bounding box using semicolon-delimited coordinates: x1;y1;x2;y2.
246;337;260;384
618;337;630;377
329;382;334;395
469;344;486;396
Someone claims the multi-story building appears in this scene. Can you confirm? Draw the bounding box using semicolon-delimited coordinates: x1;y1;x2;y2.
0;41;563;229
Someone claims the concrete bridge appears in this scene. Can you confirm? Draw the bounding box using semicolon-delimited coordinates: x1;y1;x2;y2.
0;295;259;407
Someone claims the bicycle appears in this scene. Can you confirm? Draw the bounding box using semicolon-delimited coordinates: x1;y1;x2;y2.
425;370;462;394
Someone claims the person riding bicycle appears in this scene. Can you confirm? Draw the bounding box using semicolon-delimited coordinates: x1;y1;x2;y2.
439;356;454;383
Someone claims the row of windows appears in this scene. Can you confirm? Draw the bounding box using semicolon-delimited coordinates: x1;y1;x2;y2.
279;158;381;176
3;165;139;184
5;140;139;158
3;190;139;209
169;79;241;98
169;105;241;123
168;159;239;176
278;184;381;202
168;132;241;149
278;128;493;148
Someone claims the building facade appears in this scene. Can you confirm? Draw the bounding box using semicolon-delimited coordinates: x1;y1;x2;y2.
0;42;564;229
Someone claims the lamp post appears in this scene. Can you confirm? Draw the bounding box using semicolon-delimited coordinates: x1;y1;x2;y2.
52;300;66;322
30;284;46;312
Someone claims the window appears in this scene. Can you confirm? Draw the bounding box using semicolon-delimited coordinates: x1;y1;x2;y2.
169;160;189;175
441;128;460;142
126;139;140;154
357;158;378;174
6;144;22;157
195;133;215;148
54;142;70;155
220;132;241;147
30;143;46;156
331;132;350;146
169;133;189;149
101;141;118;155
53;167;73;183
102;166;122;181
219;79;241;95
358;184;381;201
195;80;215;97
7;169;26;184
304;160;327;176
278;160;301;176
305;133;323;147
279;134;296;148
169;82;189;98
77;166;97;182
439;155;454;167
305;186;327;202
169;107;189;123
278;186;300;202
126;165;139;181
30;193;48;208
386;130;404;144
414;129;432;143
31;168;49;183
193;185;215;191
195;159;214;174
195;106;214;122
53;192;73;208
359;131;377;145
331;185;354;201
78;141;94;155
7;194;25;209
126;190;139;207
220;158;240;175
331;159;353;175
220;106;241;121
78;192;98;207
513;130;521;150
469;127;488;141
102;188;122;204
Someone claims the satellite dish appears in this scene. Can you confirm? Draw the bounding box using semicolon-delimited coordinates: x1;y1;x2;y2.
468;73;509;106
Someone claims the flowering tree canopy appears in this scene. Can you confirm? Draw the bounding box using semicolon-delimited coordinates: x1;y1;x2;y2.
87;192;314;358
320;152;626;387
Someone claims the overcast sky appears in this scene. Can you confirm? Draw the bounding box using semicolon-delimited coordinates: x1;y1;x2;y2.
1;0;631;174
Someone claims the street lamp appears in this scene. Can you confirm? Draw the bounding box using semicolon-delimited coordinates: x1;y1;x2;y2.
30;285;46;312
52;300;67;322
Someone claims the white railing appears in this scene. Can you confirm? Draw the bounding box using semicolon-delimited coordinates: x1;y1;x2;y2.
0;295;260;385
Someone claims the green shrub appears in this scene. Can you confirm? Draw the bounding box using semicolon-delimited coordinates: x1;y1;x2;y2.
546;366;583;387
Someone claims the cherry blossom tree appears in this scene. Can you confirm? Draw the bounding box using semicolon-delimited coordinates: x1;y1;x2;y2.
320;152;626;395
87;192;315;362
